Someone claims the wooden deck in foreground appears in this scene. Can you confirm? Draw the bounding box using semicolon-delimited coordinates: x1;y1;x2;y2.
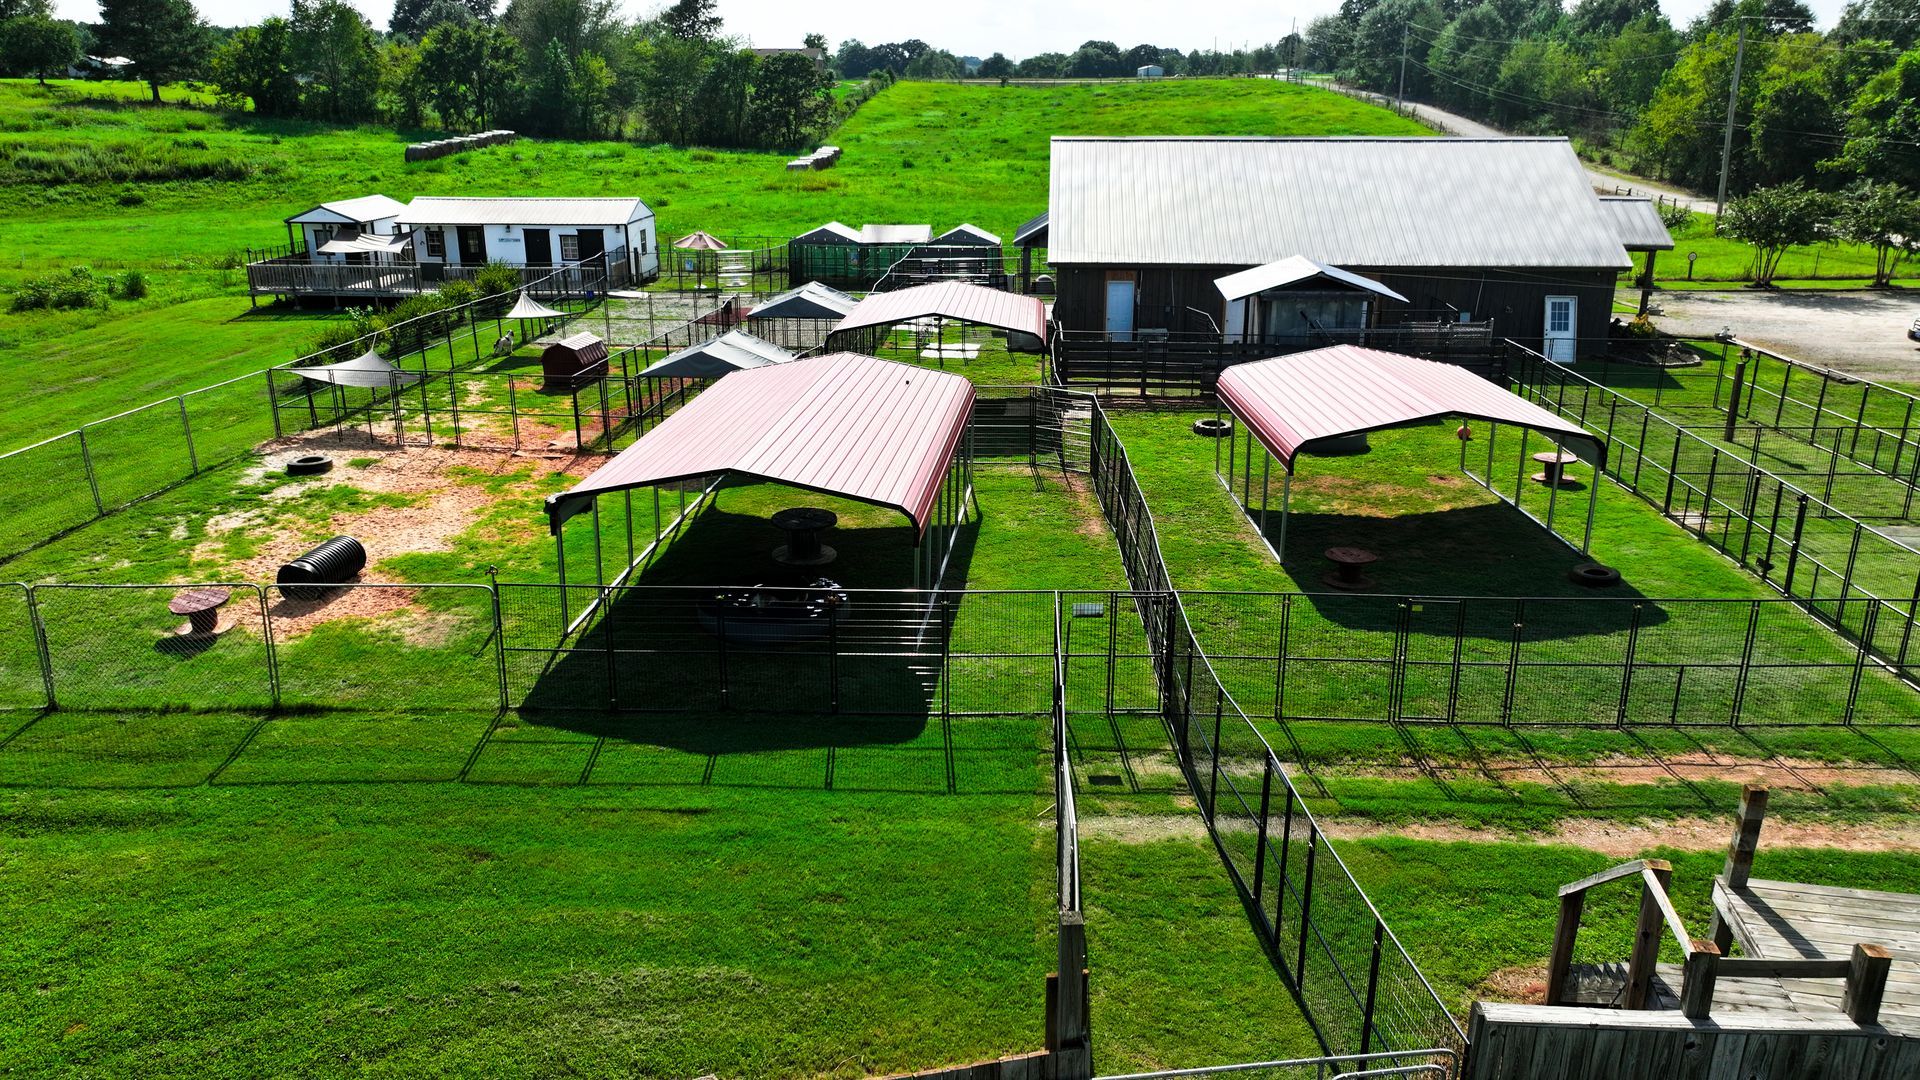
1714;876;1920;1036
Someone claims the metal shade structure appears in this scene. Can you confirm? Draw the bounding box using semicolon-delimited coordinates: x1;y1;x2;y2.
550;352;973;534
1214;345;1607;557
829;281;1050;346
639;330;796;379
505;291;565;320
747;281;860;321
673;230;727;250
1214;256;1409;305
292;348;423;388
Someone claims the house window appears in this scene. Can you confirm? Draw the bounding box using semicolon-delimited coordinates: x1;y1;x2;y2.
425;229;445;258
559;234;581;262
311;225;334;249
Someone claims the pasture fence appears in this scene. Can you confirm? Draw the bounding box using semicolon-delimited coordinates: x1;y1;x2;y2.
0;262;606;566
1503;342;1920;678
1573;337;1920;512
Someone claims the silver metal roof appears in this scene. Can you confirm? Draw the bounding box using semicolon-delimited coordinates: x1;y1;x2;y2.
287;194;406;225
639;330;796;379
1214;256;1408;303
936;224;1002;246
1013;211;1049;247
1596;196;1677;251
1048;137;1632;270
397;197;652;227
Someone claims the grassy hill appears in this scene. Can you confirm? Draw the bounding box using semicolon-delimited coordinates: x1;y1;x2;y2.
0;77;1424;268
0;77;1424;446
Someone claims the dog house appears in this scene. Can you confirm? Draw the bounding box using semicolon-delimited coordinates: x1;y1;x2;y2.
541;332;609;390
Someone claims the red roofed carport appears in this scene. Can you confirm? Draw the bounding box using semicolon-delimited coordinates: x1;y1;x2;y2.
1213;345;1608;561
543;353;976;628
826;281;1049;367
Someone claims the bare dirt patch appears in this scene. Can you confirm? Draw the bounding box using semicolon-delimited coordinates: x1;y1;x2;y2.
1320;816;1920;856
1476;963;1550;1005
1322;754;1920;792
193;432;599;638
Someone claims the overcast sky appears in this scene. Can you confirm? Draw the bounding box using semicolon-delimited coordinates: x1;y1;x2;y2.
54;0;1856;57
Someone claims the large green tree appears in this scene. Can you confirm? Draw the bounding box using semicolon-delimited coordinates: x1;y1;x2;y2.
208;16;300;114
0;15;80;83
417;20;521;130
1721;180;1836;284
1832;47;1920;188
292;0;382;122
1834;180;1920;285
96;0;208;103
749;50;829;147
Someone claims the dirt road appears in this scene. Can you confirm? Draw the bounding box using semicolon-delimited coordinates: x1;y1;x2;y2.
1647;288;1920;383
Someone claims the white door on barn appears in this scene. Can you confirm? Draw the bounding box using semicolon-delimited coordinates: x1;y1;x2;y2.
1543;295;1577;363
1105;277;1136;341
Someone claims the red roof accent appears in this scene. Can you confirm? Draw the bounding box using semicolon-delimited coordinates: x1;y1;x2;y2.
1216;345;1606;472
549;353;974;536
832;282;1049;343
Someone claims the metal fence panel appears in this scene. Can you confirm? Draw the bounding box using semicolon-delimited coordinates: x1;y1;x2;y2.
31;583;273;712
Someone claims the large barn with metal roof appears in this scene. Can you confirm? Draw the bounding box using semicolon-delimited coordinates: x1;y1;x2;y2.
1043;136;1651;363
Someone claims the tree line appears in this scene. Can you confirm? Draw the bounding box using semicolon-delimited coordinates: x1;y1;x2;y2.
0;0;840;150
1302;0;1920;196
832;38;1306;80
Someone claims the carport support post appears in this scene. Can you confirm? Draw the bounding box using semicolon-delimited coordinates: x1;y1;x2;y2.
1258;452;1271;539
555;529;569;627
1582;466;1600;554
1275;471;1293;562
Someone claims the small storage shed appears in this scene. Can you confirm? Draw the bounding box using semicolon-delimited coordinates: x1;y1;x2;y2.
541;332;609;390
788;222;935;290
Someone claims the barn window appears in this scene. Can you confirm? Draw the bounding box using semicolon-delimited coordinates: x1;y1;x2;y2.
425;229;445;258
560;234;581;261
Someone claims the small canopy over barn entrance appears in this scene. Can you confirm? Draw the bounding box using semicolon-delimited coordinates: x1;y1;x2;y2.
639;330;796;379
543;353;976;620
1214;345;1607;558
827;281;1049;361
1214;256;1407;346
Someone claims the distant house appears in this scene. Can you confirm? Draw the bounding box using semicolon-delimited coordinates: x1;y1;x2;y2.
1136;65;1165;78
397;197;657;278
1044;136;1645;367
246;195;658;303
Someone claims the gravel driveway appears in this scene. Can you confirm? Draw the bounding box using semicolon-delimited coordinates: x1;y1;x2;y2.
1646;289;1920;384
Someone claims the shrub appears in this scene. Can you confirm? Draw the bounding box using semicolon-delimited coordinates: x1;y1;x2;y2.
116;189;144;207
9;266;109;312
116;269;148;300
472;260;521;305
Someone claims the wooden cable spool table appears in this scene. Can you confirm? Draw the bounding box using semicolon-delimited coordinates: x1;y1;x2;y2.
168;586;232;637
1323;547;1379;591
1531;450;1581;488
771;507;838;567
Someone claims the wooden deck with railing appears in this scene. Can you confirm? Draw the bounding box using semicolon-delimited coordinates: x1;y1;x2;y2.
246;249;637;300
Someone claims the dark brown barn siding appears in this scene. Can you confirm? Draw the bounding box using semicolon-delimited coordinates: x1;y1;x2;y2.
1055;264;1619;356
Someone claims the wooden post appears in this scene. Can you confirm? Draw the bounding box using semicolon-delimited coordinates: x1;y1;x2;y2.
1623;860;1674;1010
1843;943;1893;1026
1710;785;1769;952
1679;940;1721;1019
1545;891;1586;1006
1049;913;1091;1080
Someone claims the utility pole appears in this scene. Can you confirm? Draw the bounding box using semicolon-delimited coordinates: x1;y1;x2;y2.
1397;26;1409;108
1714;18;1748;226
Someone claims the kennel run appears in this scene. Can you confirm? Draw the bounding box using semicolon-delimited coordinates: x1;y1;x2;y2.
542;352;978;633
1213;345;1609;559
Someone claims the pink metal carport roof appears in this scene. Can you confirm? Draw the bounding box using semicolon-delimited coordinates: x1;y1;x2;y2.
832;281;1050;343
1216;345;1605;472
545;352;974;536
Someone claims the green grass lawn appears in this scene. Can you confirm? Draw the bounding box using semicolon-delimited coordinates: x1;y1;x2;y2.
1633;211;1917;286
1342;837;1920;1016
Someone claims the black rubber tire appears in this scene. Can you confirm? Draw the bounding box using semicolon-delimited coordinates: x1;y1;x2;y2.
1569;562;1623;588
286;454;333;477
1193;418;1234;438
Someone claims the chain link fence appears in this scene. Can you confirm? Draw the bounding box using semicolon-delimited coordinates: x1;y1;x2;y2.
1505;342;1920;677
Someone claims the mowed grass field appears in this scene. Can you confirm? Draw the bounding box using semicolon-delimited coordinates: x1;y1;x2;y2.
0;76;1423;447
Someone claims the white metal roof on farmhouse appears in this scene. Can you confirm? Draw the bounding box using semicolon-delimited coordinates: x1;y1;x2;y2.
1047;137;1632;270
397;197;652;227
